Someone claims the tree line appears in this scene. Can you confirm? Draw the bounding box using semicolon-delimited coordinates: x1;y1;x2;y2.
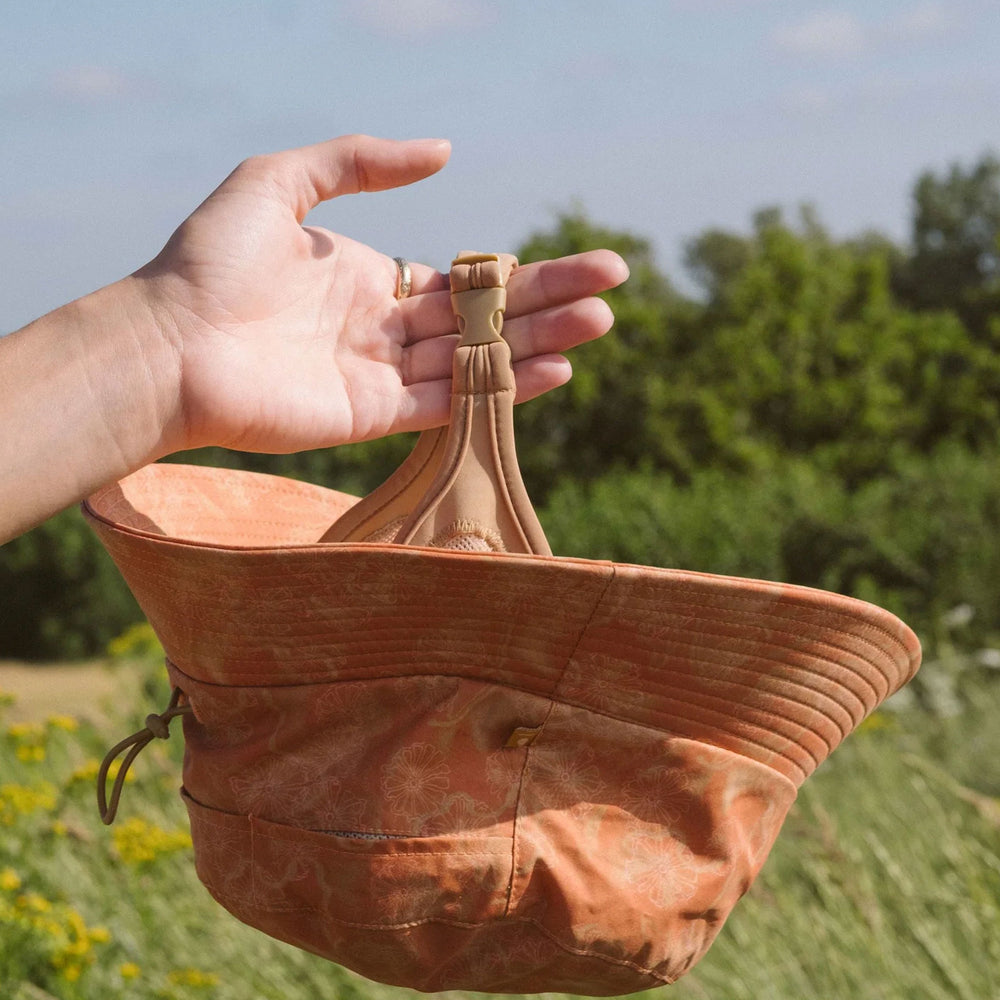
4;154;999;658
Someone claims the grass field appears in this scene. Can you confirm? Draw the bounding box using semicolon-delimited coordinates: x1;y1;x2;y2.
1;639;998;1000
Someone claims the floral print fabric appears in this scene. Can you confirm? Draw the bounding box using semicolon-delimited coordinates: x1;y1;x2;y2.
175;665;795;993
84;463;920;994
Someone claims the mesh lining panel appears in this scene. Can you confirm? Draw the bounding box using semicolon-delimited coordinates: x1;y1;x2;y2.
363;518;407;543
433;520;505;552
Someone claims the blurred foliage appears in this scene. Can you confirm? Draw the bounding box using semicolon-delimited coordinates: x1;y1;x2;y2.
541;441;1000;646
0;508;141;660
895;153;1000;338
4;153;1000;658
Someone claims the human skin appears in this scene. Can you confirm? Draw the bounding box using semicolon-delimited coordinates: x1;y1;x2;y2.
0;135;628;545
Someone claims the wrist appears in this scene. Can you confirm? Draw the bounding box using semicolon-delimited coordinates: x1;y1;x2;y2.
73;274;186;465
0;274;186;541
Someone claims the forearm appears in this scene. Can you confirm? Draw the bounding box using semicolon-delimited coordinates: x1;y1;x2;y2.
0;276;181;543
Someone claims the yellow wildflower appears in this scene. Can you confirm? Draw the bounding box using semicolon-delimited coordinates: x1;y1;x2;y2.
6;721;47;763
107;621;163;660
70;759;100;783
167;967;220;988
7;721;43;740
3;888;107;980
51;819;68;837
112;816;192;865
71;758;132;785
47;714;79;732
858;711;897;734
0;782;58;825
120;961;141;979
0;868;21;891
17;892;53;913
60;962;83;982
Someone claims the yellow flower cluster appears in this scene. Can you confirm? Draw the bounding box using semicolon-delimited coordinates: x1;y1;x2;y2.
858;711;898;734
70;756;133;785
47;714;79;733
6;721;47;763
0;781;58;826
167;967;220;988
0;867;22;891
107;620;164;660
112;816;193;865
0;874;110;983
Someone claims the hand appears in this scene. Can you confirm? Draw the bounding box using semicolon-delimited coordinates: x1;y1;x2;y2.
140;134;629;455
0;134;628;543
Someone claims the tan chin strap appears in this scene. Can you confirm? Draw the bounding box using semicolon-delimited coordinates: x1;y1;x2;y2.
320;252;551;555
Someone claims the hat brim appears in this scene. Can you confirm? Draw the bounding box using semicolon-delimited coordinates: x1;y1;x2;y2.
85;463;920;787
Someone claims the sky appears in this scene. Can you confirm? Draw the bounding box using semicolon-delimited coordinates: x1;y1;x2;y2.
3;0;1000;331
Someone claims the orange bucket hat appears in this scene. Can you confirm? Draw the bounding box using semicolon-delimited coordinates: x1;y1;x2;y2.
85;253;920;995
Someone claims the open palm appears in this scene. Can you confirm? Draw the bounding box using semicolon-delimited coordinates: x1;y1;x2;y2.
142;135;628;455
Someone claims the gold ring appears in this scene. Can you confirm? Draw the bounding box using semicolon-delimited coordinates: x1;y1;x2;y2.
393;257;412;300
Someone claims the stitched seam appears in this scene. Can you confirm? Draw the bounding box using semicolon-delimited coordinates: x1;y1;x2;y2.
516;915;673;984
505;567;617;915
346;432;443;535
195;889;673;984
169;665;822;781
85;526;909;656
551;564;618;701
184;788;512;845
504;700;556;919
140;600;903;671
149;616;906;700
110;546;907;665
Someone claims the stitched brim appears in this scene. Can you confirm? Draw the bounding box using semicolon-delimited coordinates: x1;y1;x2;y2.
84;464;920;787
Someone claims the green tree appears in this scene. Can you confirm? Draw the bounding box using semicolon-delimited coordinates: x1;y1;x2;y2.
0;508;140;659
898;153;1000;337
514;210;699;494
680;207;1000;482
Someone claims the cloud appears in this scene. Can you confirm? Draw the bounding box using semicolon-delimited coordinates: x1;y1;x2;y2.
773;3;966;61
48;66;134;104
773;10;867;58
668;0;783;9
895;2;955;38
350;0;495;38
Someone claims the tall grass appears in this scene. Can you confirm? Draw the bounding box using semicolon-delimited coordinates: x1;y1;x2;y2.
1;638;998;1000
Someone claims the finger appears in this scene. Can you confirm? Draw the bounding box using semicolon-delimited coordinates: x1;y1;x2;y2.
504;297;613;363
505;250;629;319
510;355;573;403
380;256;448;304
393;355;574;433
235;135;452;222
399;249;628;344
400;298;612;386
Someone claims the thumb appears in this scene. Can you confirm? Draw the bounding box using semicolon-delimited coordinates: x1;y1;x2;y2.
241;134;452;222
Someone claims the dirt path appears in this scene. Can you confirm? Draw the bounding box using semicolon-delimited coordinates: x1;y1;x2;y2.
0;660;120;724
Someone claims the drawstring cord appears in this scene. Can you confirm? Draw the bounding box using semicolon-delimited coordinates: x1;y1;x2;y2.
97;687;191;824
